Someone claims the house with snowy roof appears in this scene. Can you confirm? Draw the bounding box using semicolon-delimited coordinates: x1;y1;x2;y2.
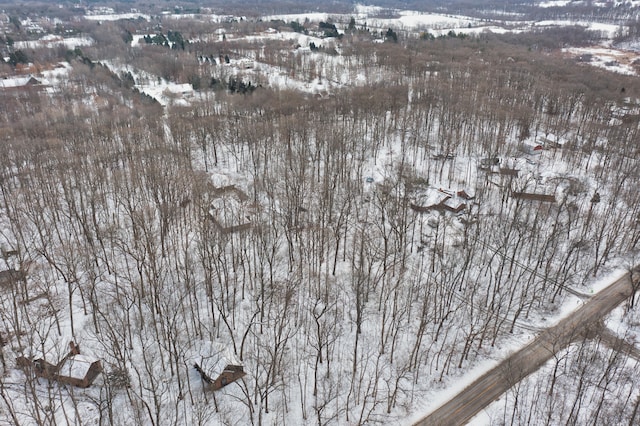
207;185;256;234
410;187;468;215
0;75;42;89
410;187;450;213
56;354;103;388
16;341;103;388
186;341;246;391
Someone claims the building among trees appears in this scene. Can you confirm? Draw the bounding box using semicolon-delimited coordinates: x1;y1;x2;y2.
186;341;246;391
16;342;103;388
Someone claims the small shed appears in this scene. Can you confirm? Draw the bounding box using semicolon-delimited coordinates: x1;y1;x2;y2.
186;341;246;391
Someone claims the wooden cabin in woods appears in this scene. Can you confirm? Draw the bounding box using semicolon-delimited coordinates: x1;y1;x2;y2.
186;341;246;391
16;341;103;388
0;75;43;90
410;187;450;213
55;354;103;388
440;197;467;214
410;187;469;215
194;362;245;391
207;184;256;235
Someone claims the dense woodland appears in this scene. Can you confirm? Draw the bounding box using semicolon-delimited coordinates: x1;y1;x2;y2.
1;4;640;425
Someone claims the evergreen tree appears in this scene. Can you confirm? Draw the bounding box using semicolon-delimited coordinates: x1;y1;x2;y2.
348;17;356;31
8;50;28;66
385;28;398;42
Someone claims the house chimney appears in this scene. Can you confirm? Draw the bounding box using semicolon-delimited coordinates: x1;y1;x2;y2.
69;341;80;355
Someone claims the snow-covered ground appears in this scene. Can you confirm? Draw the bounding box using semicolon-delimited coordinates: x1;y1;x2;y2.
263;12;335;23
99;60;195;106
84;13;150;21
406;332;531;425
2;4;640;426
0;62;72;89
533;20;622;38
13;35;94;50
538;0;573;7
563;46;639;75
224;6;639;78
538;0;640;6
475;338;640;425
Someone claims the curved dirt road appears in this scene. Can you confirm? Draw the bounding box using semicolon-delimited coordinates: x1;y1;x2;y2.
414;270;636;426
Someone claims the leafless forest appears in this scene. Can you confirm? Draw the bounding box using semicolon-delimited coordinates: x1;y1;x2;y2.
1;4;640;425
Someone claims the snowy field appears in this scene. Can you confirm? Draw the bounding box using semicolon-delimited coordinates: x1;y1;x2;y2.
13;35;94;50
563;46;639;76
84;13;150;21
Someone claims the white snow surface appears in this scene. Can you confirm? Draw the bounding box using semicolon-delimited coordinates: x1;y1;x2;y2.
0;76;35;88
58;355;97;379
184;341;242;379
538;0;573;7
13;35;94;50
538;0;640;6
407;332;531;425
100;60;195;106
533;20;621;38
563;46;639;75
84;13;150;21
263;12;333;23
2;6;640;426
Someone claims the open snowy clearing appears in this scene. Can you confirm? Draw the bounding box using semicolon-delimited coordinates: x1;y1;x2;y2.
534;20;622;38
563;46;639;76
84;13;150;21
100;60;196;106
13;35;94;50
